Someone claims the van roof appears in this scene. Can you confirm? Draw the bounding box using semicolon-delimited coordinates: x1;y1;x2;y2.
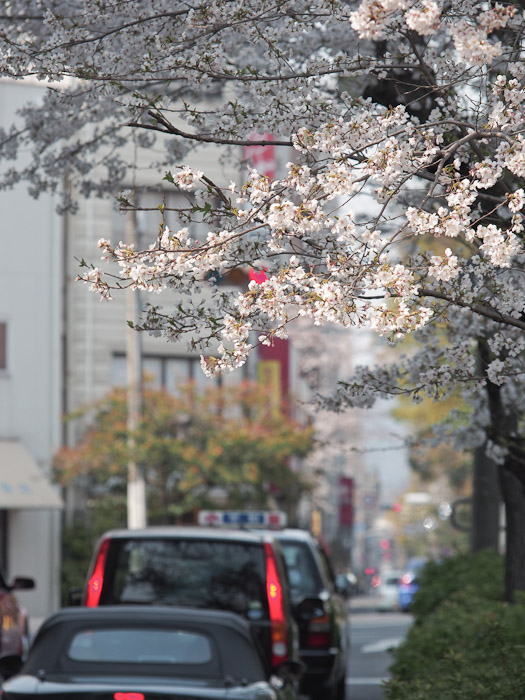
98;525;275;544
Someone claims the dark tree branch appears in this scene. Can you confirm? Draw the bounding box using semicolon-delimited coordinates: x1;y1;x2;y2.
125;109;293;147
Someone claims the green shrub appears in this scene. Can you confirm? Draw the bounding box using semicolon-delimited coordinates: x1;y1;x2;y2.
383;551;524;699
410;549;504;621
385;593;525;699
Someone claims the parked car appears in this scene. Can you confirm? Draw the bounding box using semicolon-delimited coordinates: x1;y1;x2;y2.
375;571;401;612
0;570;34;659
80;526;299;673
0;606;303;699
264;528;350;700
398;558;428;612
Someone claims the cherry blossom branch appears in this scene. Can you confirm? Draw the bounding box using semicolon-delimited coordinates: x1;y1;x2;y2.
125;109;293;147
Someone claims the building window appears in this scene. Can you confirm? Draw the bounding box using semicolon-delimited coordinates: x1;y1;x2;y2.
111;353;226;395
0;323;6;370
111;353;248;395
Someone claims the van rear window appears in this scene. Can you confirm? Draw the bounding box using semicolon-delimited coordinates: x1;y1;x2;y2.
101;538;269;620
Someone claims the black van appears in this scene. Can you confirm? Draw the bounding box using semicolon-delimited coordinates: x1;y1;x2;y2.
82;526;300;673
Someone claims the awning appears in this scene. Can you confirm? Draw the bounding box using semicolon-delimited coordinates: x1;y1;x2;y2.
0;441;63;509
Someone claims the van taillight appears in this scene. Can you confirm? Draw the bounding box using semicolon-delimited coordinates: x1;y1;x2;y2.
307;612;332;648
85;538;110;607
264;542;288;667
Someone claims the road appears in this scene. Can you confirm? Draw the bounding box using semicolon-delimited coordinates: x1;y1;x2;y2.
345;596;413;700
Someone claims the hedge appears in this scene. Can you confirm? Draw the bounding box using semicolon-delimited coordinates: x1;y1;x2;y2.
383;551;525;700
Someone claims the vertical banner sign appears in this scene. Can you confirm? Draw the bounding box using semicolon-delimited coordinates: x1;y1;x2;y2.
257;360;281;419
339;476;354;527
258;339;290;417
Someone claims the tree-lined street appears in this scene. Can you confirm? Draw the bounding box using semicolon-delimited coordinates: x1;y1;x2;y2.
1;2;525;697
2;0;524;598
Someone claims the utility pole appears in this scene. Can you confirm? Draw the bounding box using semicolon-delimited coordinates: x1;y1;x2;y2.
126;204;146;529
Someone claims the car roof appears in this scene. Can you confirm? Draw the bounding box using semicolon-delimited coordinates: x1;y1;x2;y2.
99;525;276;543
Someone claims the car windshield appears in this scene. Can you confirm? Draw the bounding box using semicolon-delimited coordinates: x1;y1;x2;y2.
101;538;269;620
68;628;212;664
279;541;323;599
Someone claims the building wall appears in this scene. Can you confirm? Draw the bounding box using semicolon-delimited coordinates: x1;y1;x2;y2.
0;80;62;619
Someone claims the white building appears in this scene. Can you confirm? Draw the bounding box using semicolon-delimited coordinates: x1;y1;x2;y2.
0;80;63;621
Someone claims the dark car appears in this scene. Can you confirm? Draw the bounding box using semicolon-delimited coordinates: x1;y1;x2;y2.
0;570;34;659
263;529;350;700
80;526;299;673
0;606;303;699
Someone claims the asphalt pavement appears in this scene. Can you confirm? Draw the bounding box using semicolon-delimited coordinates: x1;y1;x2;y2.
347;594;413;700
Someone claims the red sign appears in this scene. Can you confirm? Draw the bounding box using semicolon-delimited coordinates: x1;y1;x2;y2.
339;476;354;527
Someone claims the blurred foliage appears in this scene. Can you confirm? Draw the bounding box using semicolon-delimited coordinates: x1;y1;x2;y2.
392;475;469;561
390;383;472;561
383;551;525;700
60;522;96;605
393;392;472;494
55;381;314;521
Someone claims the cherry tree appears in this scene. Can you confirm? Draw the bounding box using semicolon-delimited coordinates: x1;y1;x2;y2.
1;0;525;596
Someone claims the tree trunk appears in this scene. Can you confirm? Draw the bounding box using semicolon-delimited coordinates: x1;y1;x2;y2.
499;465;525;602
471;446;500;552
471;346;501;552
478;338;525;602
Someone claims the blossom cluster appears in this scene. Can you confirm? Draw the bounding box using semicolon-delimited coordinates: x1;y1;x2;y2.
0;0;524;398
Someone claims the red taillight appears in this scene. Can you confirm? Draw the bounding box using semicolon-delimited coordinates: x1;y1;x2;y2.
114;694;145;700
307;613;332;649
264;542;288;667
401;573;413;585
85;538;110;607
